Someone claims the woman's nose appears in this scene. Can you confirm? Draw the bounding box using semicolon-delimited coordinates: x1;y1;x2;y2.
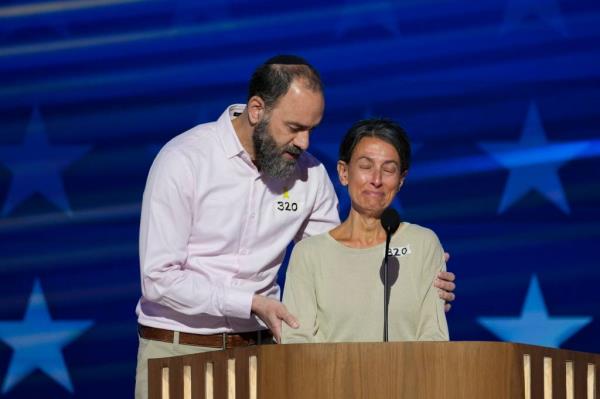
370;169;383;186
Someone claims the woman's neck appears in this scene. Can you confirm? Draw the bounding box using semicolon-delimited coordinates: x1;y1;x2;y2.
330;209;388;249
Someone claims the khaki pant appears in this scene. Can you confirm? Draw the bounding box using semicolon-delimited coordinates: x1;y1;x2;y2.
135;333;219;399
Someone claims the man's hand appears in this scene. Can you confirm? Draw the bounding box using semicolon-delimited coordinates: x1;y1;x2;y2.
251;294;299;343
435;252;456;312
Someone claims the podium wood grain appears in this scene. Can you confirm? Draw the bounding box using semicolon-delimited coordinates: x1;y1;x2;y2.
148;341;600;399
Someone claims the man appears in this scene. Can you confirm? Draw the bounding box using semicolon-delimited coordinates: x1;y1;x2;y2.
134;55;456;398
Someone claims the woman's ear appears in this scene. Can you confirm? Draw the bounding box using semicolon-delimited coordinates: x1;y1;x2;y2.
398;170;408;190
247;96;265;126
337;160;349;186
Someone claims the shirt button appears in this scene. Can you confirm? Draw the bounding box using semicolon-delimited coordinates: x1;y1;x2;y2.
240;249;249;255
250;213;256;219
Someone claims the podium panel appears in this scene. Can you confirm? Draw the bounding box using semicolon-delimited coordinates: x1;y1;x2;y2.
148;342;600;399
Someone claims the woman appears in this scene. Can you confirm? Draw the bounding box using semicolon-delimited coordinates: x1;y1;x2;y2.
282;118;449;343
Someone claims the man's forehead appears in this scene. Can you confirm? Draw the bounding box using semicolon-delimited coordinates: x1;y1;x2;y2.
271;89;323;124
275;82;324;107
288;77;323;96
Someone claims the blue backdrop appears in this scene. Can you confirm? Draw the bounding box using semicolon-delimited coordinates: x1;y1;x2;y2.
0;0;599;397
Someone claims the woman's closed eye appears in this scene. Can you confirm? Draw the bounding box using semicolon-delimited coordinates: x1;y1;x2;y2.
383;165;398;174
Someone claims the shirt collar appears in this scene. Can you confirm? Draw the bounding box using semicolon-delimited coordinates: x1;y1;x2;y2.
217;104;248;159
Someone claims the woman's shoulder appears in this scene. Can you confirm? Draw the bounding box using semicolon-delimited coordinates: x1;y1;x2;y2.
398;222;440;243
288;232;336;275
294;231;334;251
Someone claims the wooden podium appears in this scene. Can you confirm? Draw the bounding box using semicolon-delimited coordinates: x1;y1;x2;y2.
148;342;599;399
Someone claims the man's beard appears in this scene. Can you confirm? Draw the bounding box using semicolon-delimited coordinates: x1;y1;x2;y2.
253;118;302;179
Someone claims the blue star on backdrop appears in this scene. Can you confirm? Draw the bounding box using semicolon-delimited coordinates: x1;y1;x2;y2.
478;102;589;214
0;107;91;216
478;275;592;348
0;279;93;393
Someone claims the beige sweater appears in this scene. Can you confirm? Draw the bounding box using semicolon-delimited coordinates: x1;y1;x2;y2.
282;222;449;343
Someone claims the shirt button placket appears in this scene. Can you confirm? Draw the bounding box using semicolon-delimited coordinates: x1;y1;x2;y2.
239;178;254;257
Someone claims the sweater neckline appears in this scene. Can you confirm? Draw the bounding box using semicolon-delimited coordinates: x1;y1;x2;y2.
325;222;410;254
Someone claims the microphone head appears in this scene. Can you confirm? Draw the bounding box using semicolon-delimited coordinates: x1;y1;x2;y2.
380;207;401;235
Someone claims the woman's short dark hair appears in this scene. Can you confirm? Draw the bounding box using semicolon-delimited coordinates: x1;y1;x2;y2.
248;55;322;110
339;118;411;173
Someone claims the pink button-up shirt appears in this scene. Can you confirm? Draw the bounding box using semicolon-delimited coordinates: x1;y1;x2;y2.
136;105;340;334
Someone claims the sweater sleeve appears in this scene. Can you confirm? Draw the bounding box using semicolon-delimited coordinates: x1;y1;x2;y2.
415;230;450;341
281;241;318;343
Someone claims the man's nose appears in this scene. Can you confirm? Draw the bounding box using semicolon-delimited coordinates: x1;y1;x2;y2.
293;131;310;151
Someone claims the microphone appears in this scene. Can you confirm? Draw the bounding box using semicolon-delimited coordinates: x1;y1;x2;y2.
381;207;401;236
380;207;401;342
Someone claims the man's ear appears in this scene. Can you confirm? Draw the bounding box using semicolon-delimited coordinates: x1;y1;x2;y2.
247;96;266;126
337;161;349;186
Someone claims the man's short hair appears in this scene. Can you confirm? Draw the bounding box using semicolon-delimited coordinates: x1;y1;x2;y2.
248;55;323;110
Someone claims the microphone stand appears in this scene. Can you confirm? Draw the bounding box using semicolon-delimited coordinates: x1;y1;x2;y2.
381;207;400;343
383;232;392;342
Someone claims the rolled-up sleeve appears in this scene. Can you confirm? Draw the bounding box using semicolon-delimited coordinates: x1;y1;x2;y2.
139;148;253;319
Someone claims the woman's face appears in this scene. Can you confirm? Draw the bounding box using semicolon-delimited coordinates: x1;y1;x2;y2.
338;136;406;218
